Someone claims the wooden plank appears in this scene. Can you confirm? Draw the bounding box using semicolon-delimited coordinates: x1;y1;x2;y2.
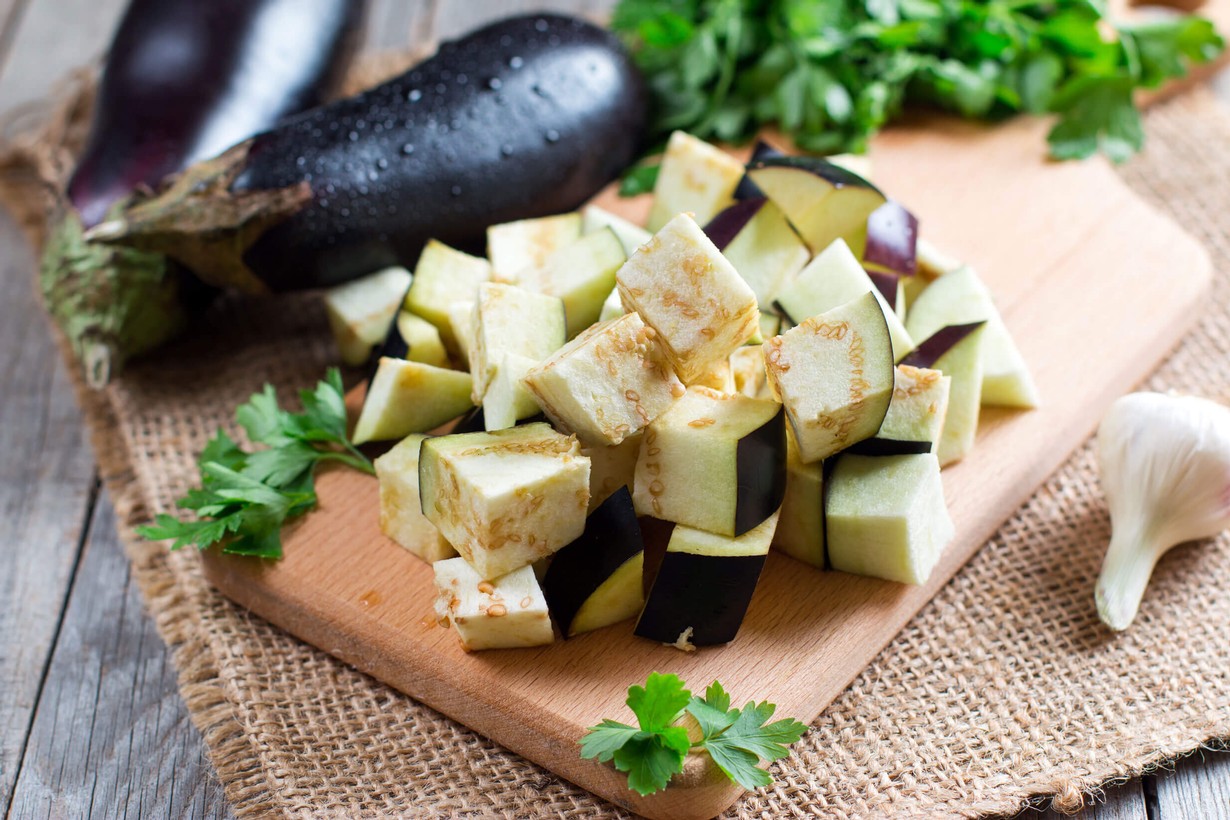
0;0;30;78
200;113;1213;820
0;0;127;113
1039;780;1149;819
0;211;98;810
7;490;231;820
430;0;617;41
1155;751;1230;818
364;0;438;50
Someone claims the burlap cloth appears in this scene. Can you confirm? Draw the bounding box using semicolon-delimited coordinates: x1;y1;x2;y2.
5;64;1230;818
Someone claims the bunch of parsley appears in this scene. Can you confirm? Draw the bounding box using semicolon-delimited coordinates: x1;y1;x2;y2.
137;369;373;559
611;0;1223;167
580;672;807;795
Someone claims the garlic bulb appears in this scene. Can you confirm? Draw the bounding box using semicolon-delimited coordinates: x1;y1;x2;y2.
1095;392;1230;630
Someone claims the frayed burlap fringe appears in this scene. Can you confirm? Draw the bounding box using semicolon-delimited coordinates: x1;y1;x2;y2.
9;76;1230;817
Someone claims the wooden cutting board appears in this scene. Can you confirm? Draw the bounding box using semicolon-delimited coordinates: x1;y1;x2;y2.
200;108;1214;817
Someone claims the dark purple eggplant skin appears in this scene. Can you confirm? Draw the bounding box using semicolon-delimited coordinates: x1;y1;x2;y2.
68;0;367;228
703;197;766;251
233;14;647;292
901;321;986;370
635;552;767;646
732;141;785;201
542;487;644;636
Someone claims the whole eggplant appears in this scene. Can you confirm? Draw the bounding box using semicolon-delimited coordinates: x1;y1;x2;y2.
96;14;648;293
42;0;367;387
69;0;366;227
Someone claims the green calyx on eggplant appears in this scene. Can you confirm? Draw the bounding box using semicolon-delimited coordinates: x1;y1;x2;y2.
42;0;367;387
88;14;648;297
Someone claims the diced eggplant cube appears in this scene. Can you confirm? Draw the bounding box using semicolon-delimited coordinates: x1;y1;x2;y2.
375;434;456;563
581;432;643;512
902;323;987;467
826;453;954;585
404;241;491;351
447;300;476;365
353;358;474;444
582;204;652;255
433;559;554;651
763;291;895;463
324;266;412;366
730;346;771;400
704;198;810;305
773;238;914;361
487;212;582;282
483;353;541;431
905;265;1038;408
863;200;919;277
617;213;760;385
514;227;627;338
598;285;625;322
647;130;745;232
374;310;450;372
747;155;887;257
542;487;645;636
879;365;950;453
524;313;684;446
468;282;565;403
632;386;786;537
758;312;782;341
419;424;590;579
772;430;824;568
635;510;779;647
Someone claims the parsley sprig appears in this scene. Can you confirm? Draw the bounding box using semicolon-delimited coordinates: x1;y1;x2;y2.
137;368;373;558
580;672;807;795
611;0;1223;170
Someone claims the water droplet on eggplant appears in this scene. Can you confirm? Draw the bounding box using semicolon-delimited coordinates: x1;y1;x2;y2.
487;77;502;90
545;129;560;143
500;144;514;158
534;19;549;32
451;185;463;197
401;144;415;155
376;158;389;170
509;56;523;69
408;89;423;102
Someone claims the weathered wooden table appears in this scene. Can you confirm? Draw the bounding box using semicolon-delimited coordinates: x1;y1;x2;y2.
1;1;1228;817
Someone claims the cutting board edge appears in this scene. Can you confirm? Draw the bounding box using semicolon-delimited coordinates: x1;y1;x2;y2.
197;550;749;820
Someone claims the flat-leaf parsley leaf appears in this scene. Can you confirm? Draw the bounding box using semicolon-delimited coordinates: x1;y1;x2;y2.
136;368;373;559
610;0;1223;164
580;673;807;795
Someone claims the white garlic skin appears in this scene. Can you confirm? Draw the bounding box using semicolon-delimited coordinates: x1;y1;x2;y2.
1096;392;1230;630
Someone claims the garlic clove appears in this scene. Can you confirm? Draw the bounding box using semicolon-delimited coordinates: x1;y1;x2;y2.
1095;392;1230;631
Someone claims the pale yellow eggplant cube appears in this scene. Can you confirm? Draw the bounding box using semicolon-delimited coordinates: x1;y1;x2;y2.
616;214;759;385
433;559;554;650
468;282;565;403
419;424;590;579
523;313;684;446
375;434;456;564
826;453;954;585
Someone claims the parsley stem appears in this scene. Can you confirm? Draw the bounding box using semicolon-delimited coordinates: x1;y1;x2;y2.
319;450;376;475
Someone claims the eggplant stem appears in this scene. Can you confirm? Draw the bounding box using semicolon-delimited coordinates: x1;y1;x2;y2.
1095;520;1164;631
